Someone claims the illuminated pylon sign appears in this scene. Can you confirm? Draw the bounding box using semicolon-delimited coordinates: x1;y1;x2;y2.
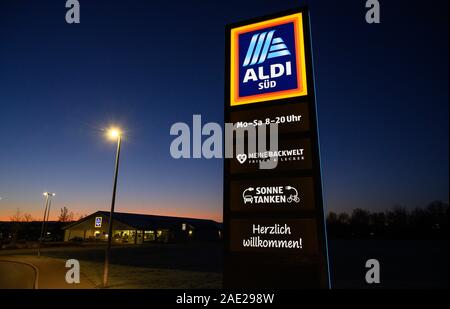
224;7;330;289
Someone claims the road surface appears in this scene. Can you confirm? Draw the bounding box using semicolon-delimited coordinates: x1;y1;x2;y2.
0;260;37;289
0;255;96;289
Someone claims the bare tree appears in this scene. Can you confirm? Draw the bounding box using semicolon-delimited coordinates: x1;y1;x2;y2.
327;212;338;224
351;208;370;226
337;212;351;225
9;208;23;222
58;206;74;222
23;213;34;222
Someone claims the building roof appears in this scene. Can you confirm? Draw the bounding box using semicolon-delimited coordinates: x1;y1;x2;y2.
63;210;221;230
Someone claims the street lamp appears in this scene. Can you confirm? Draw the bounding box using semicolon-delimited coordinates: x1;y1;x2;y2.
103;127;122;288
38;192;55;257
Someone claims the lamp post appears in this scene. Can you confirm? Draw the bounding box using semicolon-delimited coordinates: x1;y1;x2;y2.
38;192;55;257
43;196;53;238
103;128;122;288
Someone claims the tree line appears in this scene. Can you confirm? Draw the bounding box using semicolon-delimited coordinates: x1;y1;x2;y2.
8;207;86;223
326;201;448;239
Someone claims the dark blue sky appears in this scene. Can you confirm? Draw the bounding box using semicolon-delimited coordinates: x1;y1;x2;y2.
0;0;448;221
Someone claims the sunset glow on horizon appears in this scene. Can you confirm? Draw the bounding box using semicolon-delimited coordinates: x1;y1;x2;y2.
0;199;223;223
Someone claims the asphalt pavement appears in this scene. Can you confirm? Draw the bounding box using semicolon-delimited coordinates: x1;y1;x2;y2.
0;256;96;289
0;260;37;288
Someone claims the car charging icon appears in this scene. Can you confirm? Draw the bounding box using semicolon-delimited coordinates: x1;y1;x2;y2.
243;187;255;204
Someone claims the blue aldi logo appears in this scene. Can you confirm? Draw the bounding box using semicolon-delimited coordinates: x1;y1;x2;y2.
95;216;102;228
230;13;308;106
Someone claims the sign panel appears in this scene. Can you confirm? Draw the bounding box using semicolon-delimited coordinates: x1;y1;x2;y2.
230;13;308;106
230;219;319;254
230;176;316;212
230;102;310;134
224;7;330;289
95;216;102;228
231;138;313;173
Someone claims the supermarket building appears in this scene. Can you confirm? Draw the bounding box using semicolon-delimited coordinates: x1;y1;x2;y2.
63;211;222;244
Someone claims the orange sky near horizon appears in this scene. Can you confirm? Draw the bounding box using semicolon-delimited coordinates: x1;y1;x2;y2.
0;200;223;223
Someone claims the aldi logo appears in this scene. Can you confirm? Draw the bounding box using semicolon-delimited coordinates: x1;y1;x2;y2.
230;13;308;106
95;216;102;228
242;31;291;67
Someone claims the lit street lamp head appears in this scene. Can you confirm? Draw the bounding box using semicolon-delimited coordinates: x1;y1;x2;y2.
107;127;121;140
43;192;55;197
